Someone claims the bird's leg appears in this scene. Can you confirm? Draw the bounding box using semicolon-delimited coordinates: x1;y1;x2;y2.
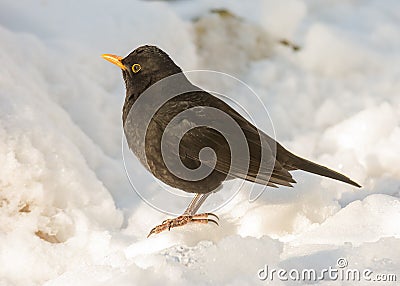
147;192;219;237
182;191;211;215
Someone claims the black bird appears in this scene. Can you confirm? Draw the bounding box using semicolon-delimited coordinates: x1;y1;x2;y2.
102;45;361;237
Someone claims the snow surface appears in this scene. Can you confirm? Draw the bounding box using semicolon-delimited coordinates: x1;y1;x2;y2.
0;0;399;285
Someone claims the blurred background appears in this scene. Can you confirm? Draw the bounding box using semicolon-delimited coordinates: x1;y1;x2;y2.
0;0;399;285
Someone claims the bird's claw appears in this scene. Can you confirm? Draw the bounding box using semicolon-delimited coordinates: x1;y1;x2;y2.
147;213;219;238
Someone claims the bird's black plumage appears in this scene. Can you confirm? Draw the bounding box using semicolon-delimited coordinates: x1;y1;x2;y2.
103;45;360;235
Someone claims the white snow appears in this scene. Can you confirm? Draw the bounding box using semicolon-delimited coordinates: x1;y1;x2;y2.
0;0;399;285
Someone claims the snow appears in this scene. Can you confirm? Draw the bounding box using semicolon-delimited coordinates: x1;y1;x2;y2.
0;0;399;285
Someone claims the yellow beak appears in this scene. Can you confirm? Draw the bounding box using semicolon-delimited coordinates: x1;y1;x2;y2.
102;54;127;70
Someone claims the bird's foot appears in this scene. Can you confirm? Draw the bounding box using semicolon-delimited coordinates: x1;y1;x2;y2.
147;213;219;238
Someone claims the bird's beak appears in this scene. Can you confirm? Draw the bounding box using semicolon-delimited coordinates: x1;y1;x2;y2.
101;54;127;70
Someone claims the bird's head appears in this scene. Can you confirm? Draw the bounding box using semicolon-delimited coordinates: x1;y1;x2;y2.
102;45;183;101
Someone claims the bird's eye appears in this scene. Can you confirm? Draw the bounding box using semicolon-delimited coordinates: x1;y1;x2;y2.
132;63;141;73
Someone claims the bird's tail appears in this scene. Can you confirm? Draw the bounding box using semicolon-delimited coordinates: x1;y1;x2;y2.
286;153;361;188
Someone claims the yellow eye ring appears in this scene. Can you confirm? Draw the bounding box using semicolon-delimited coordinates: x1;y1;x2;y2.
132;63;141;73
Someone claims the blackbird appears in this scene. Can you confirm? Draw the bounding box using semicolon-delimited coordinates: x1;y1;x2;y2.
102;45;361;237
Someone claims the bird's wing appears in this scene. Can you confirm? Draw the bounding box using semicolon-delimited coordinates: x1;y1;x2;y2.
152;92;296;188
